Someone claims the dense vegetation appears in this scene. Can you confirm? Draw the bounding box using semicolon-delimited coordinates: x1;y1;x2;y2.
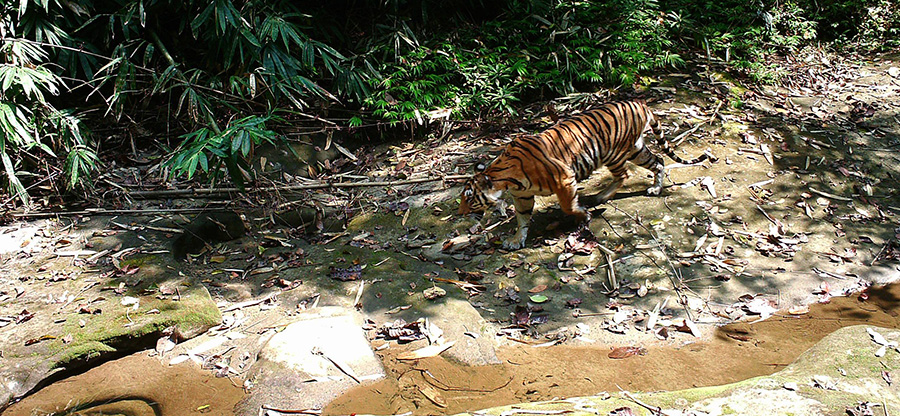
1;0;898;206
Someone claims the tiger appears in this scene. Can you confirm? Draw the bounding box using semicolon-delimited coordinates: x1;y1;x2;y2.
458;100;716;250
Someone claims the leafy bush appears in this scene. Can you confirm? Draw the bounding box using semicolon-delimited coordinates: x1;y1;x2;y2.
367;0;685;122
1;4;96;205
3;0;900;204
854;0;900;48
165;114;283;188
4;0;382;192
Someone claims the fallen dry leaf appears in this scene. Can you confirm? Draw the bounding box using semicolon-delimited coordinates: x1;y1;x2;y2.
528;284;548;293
676;318;701;337
329;264;363;281
787;305;809;315
423;286;446;300
609;407;638;416
608;346;647;359
418;384;447;408
441;235;479;252
397;341;455;360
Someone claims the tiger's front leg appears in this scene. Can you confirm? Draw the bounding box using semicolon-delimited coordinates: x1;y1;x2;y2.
556;179;591;223
502;195;534;250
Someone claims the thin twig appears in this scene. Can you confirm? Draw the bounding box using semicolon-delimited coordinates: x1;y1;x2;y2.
618;387;674;416
756;204;779;226
0;171;60;207
596;243;618;291
259;405;321;415
872;241;890;266
415;367;513;392
809;186;853;202
312;347;360;383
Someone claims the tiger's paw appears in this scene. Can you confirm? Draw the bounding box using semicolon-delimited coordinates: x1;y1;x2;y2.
646;186;662;196
502;233;528;250
571;208;590;223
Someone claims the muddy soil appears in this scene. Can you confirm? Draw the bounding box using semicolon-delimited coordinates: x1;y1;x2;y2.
4;353;244;416
326;283;900;415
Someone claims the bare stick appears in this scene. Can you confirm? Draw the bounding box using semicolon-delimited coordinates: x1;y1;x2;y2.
259;404;321;415
597;243;618;291
12;207;234;219
756;204;779;226
126;175;471;199
809;186;852;202
618;387;675;416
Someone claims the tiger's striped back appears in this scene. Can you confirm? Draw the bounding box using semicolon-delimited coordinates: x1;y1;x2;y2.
538;100;655;182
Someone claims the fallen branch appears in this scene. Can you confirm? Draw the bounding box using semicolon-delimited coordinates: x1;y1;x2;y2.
259;405;321;415
11;207;234;219
125;175;471;199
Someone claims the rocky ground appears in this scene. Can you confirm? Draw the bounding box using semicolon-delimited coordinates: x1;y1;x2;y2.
1;51;899;415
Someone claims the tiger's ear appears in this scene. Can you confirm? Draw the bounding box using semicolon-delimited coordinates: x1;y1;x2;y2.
475;163;486;172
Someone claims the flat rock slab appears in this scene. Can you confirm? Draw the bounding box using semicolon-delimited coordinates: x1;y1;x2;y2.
235;307;383;415
459;324;900;416
428;298;500;366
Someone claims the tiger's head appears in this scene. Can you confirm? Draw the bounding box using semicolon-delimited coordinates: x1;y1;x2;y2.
458;163;501;215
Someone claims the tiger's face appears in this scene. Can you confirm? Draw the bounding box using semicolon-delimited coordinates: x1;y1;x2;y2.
459;179;488;214
458;163;500;215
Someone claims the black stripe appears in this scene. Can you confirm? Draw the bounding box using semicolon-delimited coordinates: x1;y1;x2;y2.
561;121;596;176
588;110;614;162
570;117;601;166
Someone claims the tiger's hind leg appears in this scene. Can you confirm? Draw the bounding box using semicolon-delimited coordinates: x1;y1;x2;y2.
630;146;665;196
502;195;535;250
596;162;629;203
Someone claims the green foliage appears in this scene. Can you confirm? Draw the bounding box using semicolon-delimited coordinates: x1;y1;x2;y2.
367;0;685;122
1;4;97;204
853;0;900;49
166;114;282;187
669;0;899;81
4;0;382;199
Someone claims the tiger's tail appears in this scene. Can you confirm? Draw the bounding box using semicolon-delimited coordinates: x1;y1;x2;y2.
649;111;718;165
